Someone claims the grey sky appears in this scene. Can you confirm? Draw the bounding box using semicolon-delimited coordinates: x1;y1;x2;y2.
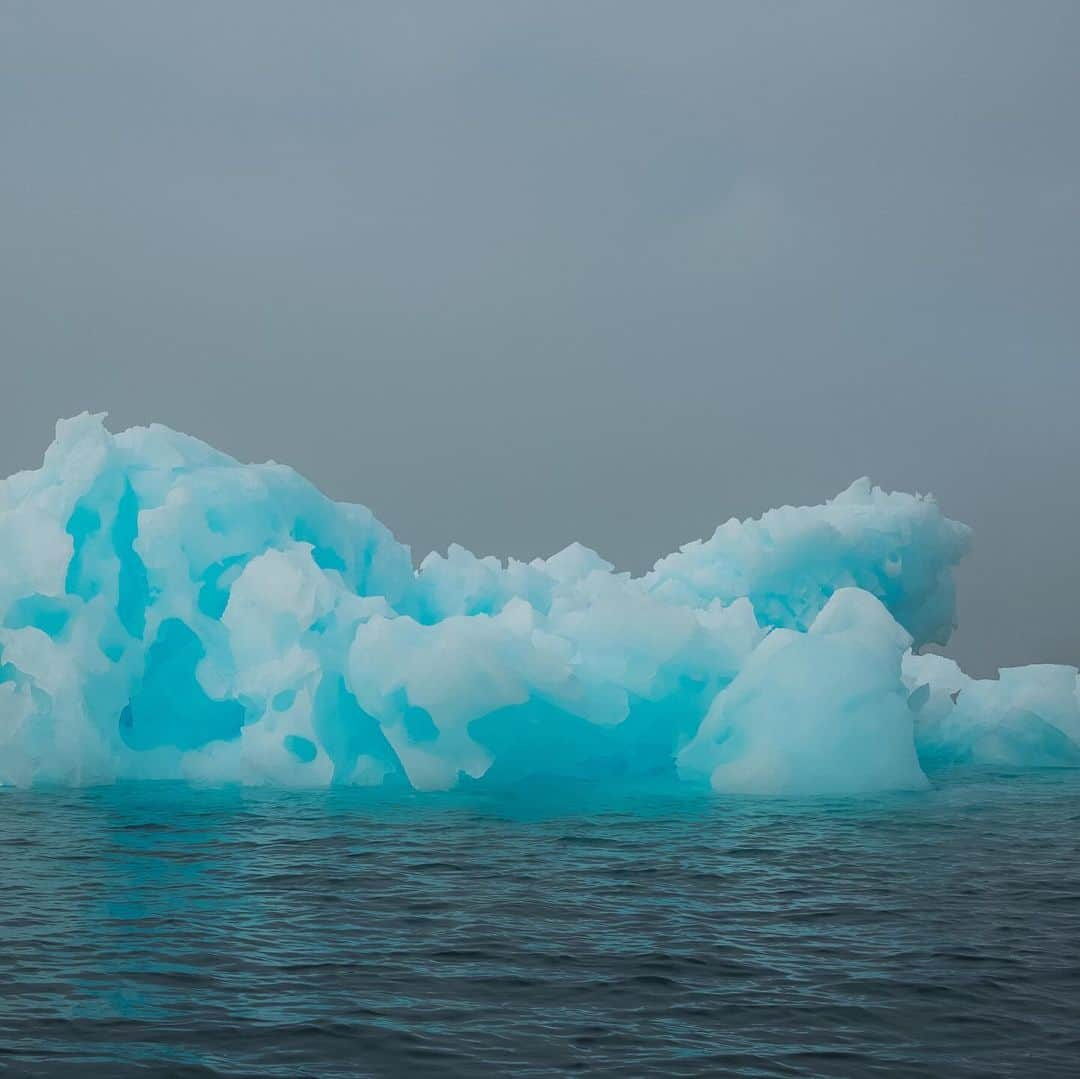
2;1;1078;675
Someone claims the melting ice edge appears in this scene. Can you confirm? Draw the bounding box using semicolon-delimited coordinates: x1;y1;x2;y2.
1;413;1077;793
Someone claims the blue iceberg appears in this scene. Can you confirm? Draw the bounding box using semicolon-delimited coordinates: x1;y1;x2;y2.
1;414;1076;793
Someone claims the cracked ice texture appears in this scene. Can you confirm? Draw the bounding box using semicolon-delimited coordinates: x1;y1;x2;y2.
0;414;1075;794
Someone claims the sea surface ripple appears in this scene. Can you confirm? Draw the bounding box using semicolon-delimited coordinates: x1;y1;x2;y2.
1;771;1078;1077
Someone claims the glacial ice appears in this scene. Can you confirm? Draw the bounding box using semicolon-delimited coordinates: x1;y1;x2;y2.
0;413;1076;794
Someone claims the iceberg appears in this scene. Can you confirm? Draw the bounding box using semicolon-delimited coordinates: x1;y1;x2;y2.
0;414;1076;794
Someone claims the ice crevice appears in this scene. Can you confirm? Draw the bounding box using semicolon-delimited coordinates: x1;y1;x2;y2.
0;413;1076;794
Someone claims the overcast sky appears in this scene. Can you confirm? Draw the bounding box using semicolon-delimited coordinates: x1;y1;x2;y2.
2;1;1078;674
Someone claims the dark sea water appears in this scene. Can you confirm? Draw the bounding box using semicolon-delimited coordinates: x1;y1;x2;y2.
1;771;1078;1078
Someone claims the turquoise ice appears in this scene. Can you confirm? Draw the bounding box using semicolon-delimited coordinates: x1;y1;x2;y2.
1;414;1076;793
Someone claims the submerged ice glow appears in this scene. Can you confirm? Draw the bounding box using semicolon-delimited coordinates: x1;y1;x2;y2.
1;414;1077;792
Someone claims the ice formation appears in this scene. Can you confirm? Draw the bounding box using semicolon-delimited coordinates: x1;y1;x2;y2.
1;414;1077;793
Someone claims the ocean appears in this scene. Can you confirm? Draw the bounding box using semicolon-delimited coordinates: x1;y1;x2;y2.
1;769;1078;1077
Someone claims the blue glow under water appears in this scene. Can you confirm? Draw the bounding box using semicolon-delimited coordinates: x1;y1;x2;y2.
2;770;1078;1077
